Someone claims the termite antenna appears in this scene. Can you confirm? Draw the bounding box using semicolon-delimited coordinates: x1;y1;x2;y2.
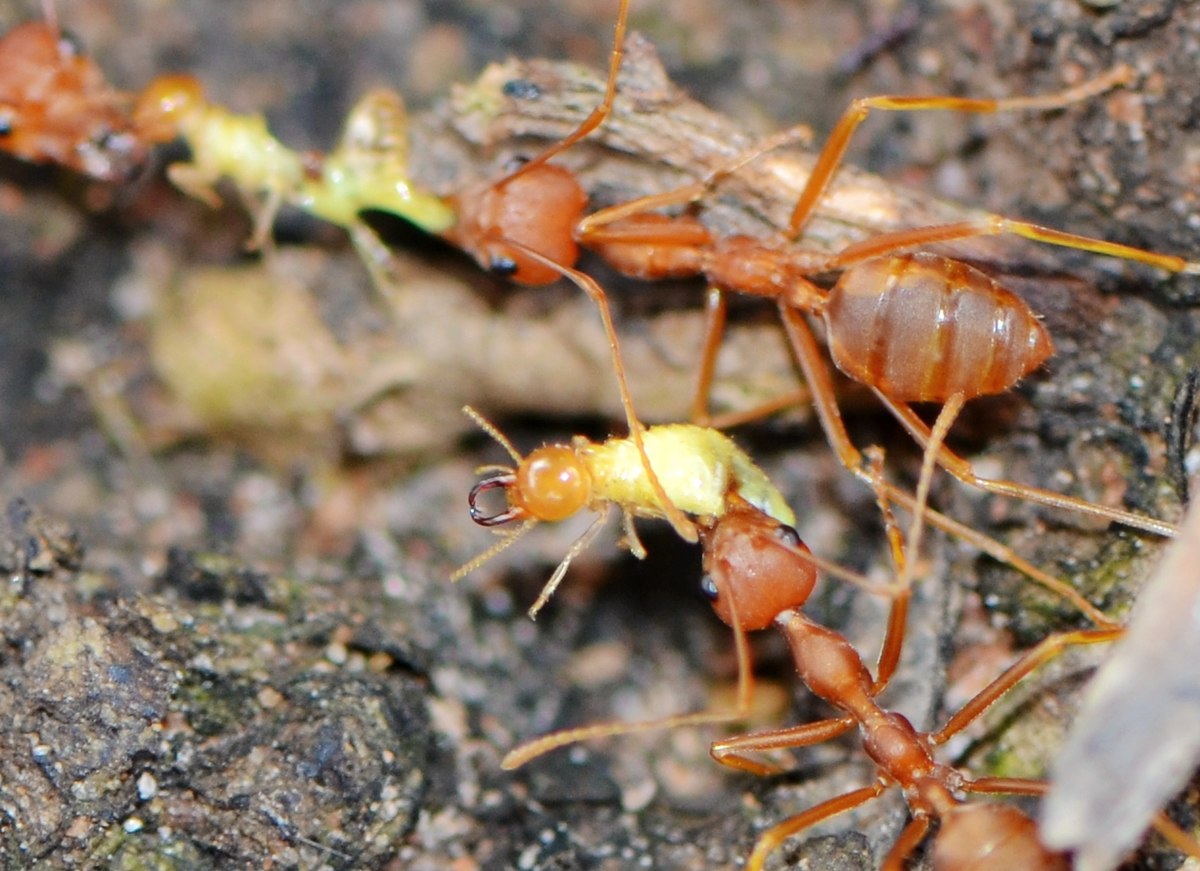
461;405;524;465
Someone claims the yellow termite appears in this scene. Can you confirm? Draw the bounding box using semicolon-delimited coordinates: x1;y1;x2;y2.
132;75;453;250
452;406;792;618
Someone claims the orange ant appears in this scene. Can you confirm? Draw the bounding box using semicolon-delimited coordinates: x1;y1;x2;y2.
694;493;1200;870
0;5;147;180
436;0;1192;541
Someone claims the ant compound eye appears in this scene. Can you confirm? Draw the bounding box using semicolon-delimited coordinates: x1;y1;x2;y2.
57;29;85;59
0;113;12;137
489;254;519;277
773;523;802;549
502;155;530;173
699;574;719;602
501;78;542;101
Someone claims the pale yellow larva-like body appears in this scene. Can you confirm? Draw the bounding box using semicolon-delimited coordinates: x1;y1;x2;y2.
579;424;794;527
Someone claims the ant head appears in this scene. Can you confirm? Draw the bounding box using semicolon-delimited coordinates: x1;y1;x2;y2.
450;164;586;286
133;74;205;143
699;505;817;631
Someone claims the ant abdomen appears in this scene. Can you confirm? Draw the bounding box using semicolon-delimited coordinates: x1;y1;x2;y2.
934;804;1068;871
823;252;1054;403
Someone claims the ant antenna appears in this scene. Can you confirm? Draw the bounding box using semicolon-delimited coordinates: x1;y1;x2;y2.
41;0;59;33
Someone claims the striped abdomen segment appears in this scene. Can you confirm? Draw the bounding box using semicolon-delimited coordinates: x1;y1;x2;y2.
822;252;1054;403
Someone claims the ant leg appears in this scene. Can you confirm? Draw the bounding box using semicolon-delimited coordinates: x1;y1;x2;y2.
688;286;815;429
930;627;1122;747
492;0;631;188
710;716;856;777
826;217;1196;275
502;554;762;769
690;286;728;426
778;302;1120;627
968;778;1200;862
858;446;910;695
876;391;1180;538
1146;814;1200;861
880;815;935;871
787;65;1135;238
577;122;813;240
742;785;887;871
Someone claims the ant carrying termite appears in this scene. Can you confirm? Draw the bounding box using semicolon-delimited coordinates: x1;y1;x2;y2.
696;491;1200;870
460;396;1150;800
430;0;1194;542
0;3;147;180
477;411;1200;866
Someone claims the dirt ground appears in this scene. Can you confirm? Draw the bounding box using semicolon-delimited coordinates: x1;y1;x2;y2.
1;1;1198;869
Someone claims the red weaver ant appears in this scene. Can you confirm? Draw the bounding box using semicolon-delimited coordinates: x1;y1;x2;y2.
0;5;146;181
696;492;1200;870
482;412;1200;865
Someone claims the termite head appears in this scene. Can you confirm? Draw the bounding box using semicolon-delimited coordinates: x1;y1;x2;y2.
133;74;205;143
698;501;817;631
468;444;592;526
452;407;593;584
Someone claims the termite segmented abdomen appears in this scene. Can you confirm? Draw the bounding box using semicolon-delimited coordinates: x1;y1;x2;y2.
822;252;1054;403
